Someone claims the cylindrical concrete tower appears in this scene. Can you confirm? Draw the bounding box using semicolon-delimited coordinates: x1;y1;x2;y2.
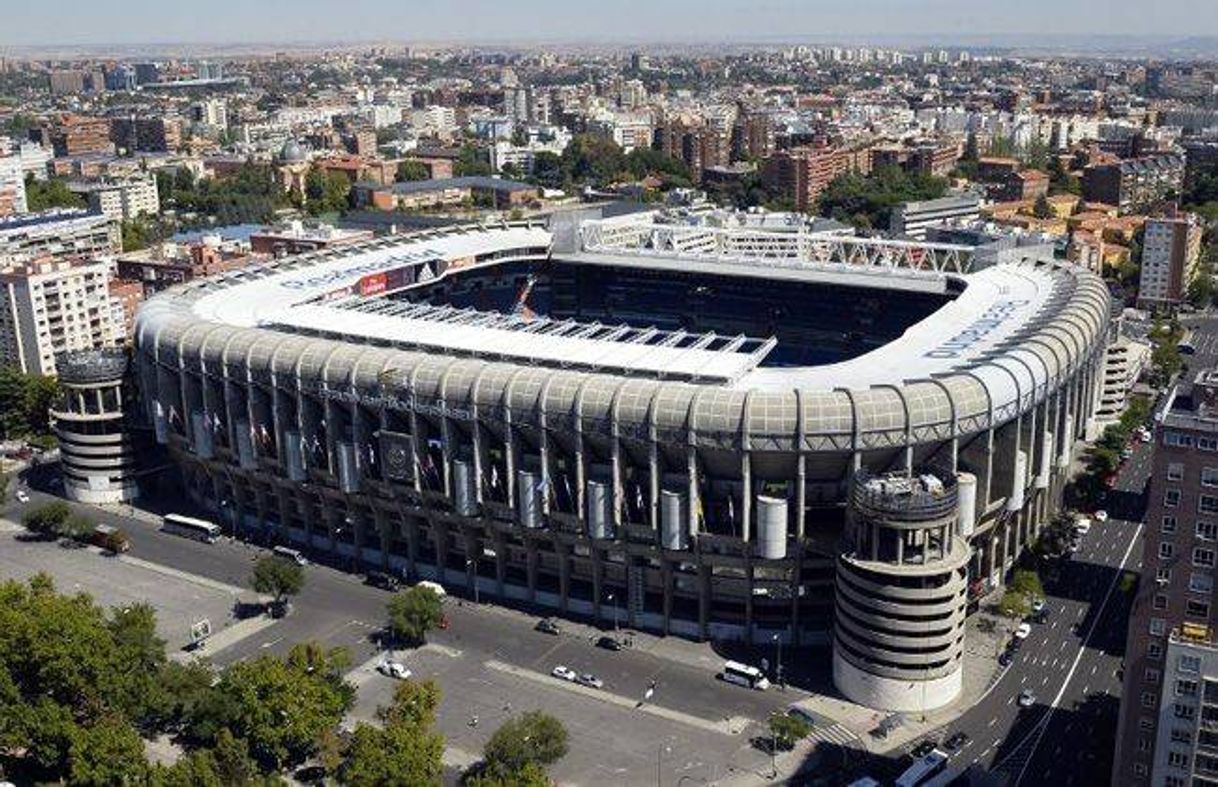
833;470;969;712
52;349;145;504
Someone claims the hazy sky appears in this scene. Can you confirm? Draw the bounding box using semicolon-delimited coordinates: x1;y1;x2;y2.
1;0;1216;46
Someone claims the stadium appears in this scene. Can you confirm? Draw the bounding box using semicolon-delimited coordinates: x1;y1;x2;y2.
133;215;1110;711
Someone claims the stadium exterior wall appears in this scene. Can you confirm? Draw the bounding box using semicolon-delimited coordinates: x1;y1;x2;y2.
132;223;1110;662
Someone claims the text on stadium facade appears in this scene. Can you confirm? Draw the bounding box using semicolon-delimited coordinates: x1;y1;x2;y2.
923;299;1030;359
277;247;445;291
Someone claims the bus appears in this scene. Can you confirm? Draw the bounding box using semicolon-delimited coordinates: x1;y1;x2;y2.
161;514;222;544
895;749;950;787
845;779;882;787
720;660;770;690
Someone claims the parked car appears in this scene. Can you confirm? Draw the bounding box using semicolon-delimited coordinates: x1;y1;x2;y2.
1018;689;1036;708
1074;518;1092;536
551;665;577;682
596;635;623;651
535;618;561;635
1094;510;1109;523
365;571;400;591
415;580;447;598
377;660;411;680
1014;623;1032;640
14;490;29;503
1030;599;1046;615
576;673;604;689
944;732;971;752
911;740;938;758
998;650;1014;667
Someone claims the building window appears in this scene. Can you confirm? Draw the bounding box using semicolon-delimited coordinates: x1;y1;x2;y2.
1143;691;1158;708
1154;594;1170;610
1169;463;1186;481
1201;437;1218;452
1166;489;1182;508
1203;495;1218;515
1196;548;1217;568
1188;599;1211;619
1139;717;1155;732
1200;521;1218;541
1133;763;1147;777
1146;668;1162;684
1192;573;1216;594
1205;468;1218;487
1164;775;1185;787
1179;655;1202;674
1174;703;1196;720
1163;515;1178;533
1149;641;1164;659
1151;618;1169;636
1158;567;1173;583
1161;543;1176;560
1170;727;1193;745
1167;750;1189;768
1137;737;1152;752
1178;679;1199;697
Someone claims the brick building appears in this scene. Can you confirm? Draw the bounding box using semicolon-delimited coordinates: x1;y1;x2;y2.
761;146;846;212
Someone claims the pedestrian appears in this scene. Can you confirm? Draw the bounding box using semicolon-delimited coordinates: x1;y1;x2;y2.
469;715;478;728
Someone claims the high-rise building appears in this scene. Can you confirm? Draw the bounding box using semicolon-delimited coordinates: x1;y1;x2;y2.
47;70;86;95
1113;369;1218;786
189;99;228;129
79;176;160;222
109;115;182;153
39;114;114;157
0;152;27;217
761;146;846;212
1139;210;1203;310
0;258;120;376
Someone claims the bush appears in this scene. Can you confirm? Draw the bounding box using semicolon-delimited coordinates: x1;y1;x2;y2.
386;585;444;646
482;711;568;778
768;711;811;750
22;500;71;537
998;589;1031;619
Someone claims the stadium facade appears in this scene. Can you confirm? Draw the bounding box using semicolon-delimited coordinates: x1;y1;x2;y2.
133;217;1110;711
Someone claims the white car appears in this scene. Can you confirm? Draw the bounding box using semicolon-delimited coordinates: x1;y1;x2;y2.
14;490;29;503
1014;623;1032;640
377;660;411;680
1074;518;1092;536
1017;689;1036;708
551;665;577;682
1094;510;1109;523
576;673;604;689
414;580;447;598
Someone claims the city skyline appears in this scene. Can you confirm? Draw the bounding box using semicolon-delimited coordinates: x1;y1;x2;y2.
2;0;1218;48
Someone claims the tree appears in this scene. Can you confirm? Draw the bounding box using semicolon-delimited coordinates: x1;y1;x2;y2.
59;511;95;542
250;555;305;610
22;500;71;537
767;711;811;751
560;134;627;186
1010;568;1045;601
386;585;444;645
464;761;551;787
24;175;87;211
455;144;494;177
396;160;431;182
531;151;564;190
818;166;948;228
189;643;353;770
0;365;61;440
339;679;445;786
1032;193;1054;220
304;169;352;216
66;715;151;786
482;711;568;778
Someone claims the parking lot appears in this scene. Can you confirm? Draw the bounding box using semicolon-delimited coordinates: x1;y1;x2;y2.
347;644;778;786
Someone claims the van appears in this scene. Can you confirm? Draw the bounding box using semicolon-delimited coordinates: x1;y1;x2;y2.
365;571;400;591
91;524;130;553
272;546;308;566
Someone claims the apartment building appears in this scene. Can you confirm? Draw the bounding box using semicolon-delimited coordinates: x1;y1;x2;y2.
0;258;119;376
1082;154;1186;214
76;176;161;222
1096;329;1152;429
115;239;252;296
761;146;846;212
34;114;114;158
109;115;182;153
1114;369;1218;785
0;210;120;265
1140;210;1204;310
0;152;27;217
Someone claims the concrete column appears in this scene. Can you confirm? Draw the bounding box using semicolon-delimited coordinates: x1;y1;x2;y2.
661;560;673;635
494;531;507;596
698;563;712;640
557;542;571;611
741;453;752;543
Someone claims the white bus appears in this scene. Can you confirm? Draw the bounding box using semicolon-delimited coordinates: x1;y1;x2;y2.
846;779;882;787
896;749;950;787
161;514;222;544
720;660;770;690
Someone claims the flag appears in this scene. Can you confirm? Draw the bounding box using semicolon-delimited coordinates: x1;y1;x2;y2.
696;496;705;526
562;475;573;506
310;435;323;456
635;484;644;512
536;475;550;497
727;495;735;524
258;424;271;447
168;404;180;425
212;412;222;432
490;464;500;490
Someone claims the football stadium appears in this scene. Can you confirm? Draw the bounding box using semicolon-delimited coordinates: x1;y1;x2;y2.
133;215;1110;710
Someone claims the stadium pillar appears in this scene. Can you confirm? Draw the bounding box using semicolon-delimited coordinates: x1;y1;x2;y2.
661;559;673;635
557;542;571;611
525;537;538;602
698;564;712;640
493;531;507;596
795;389;807;539
591;547;604;622
403;509;419;577
741;452;753;544
374;508;392;570
983;428;995;510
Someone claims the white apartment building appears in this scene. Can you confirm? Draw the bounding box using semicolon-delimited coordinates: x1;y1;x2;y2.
0;152;27;216
1095;332;1152;429
0;209;119;265
80;176;160;223
0;137;51;181
489;126;572;175
1140;212;1203;309
190;98;228;129
1149;632;1218;787
0;258;120;376
410;106;458;140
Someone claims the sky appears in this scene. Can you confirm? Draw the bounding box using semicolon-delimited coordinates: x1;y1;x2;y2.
0;0;1216;47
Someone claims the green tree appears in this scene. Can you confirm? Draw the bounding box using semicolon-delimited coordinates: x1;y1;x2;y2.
531;151;564;189
338;678;444;786
24;175;87;211
767;711;811;750
464;761;550;787
1010;568;1045;601
304;169;352;216
66;715;151;787
22;500;71;537
482;711;568;778
455;144;494;177
152;748;224;787
395;160;431;182
189;643;353;770
0;365;61;440
386;585;444;645
59;511;95;542
1032;193;1054;219
818;166;948;228
560;134;627;186
250;555;305;610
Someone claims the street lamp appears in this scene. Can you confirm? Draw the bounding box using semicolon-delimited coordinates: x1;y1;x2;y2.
466;557;479;604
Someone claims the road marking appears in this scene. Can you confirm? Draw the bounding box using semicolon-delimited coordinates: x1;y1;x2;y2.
1011;521;1143;787
988;717;998;727
484;659;747;736
260;636;284;649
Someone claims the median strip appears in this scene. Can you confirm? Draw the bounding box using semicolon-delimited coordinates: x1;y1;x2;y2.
484;659;749;736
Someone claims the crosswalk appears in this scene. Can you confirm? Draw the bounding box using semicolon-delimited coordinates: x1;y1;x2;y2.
808;721;860;748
